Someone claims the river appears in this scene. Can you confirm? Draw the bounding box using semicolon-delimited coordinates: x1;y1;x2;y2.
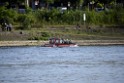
0;45;124;83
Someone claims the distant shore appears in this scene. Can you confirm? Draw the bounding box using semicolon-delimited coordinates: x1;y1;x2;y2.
0;40;124;47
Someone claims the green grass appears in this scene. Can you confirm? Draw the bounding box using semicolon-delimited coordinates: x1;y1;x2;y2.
0;24;124;41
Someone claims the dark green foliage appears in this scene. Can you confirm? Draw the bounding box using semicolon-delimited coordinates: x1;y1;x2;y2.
0;7;17;24
18;9;124;26
28;32;50;40
41;32;50;37
0;6;124;29
17;12;36;29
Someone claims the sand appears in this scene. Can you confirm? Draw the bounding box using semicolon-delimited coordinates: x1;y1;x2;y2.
0;40;124;46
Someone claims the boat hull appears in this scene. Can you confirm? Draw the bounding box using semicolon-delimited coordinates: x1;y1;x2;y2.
44;43;78;47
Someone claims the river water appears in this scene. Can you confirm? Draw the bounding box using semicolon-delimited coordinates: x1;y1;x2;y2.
0;46;124;83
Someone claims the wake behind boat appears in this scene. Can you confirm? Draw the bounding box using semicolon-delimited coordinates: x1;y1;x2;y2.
44;38;78;47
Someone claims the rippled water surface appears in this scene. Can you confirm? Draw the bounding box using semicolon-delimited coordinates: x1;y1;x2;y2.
0;46;124;83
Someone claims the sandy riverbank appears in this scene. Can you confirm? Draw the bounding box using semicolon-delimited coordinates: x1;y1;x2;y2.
0;41;48;46
0;40;124;46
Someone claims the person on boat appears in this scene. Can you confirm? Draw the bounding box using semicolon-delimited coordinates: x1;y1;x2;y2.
59;38;63;44
63;39;69;44
61;38;65;44
68;39;72;44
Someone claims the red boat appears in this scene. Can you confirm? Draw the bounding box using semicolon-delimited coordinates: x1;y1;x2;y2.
44;38;78;47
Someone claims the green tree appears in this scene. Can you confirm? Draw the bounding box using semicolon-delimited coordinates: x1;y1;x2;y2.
42;0;55;8
98;0;115;9
76;0;84;9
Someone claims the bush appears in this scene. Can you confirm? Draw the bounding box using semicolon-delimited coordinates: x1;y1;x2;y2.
17;13;36;29
0;7;18;24
41;32;50;37
1;6;124;29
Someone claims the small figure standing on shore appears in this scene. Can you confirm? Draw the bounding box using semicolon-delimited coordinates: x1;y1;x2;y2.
1;22;7;31
7;23;12;31
76;23;80;30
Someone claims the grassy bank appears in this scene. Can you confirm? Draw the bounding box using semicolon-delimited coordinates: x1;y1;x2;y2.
0;25;124;41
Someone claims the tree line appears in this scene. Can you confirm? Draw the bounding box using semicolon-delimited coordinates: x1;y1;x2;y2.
0;0;123;9
0;0;124;30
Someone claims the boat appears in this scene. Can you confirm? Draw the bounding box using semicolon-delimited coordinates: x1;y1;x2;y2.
44;38;78;47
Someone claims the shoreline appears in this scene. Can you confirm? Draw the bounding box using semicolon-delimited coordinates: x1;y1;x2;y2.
0;40;124;47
